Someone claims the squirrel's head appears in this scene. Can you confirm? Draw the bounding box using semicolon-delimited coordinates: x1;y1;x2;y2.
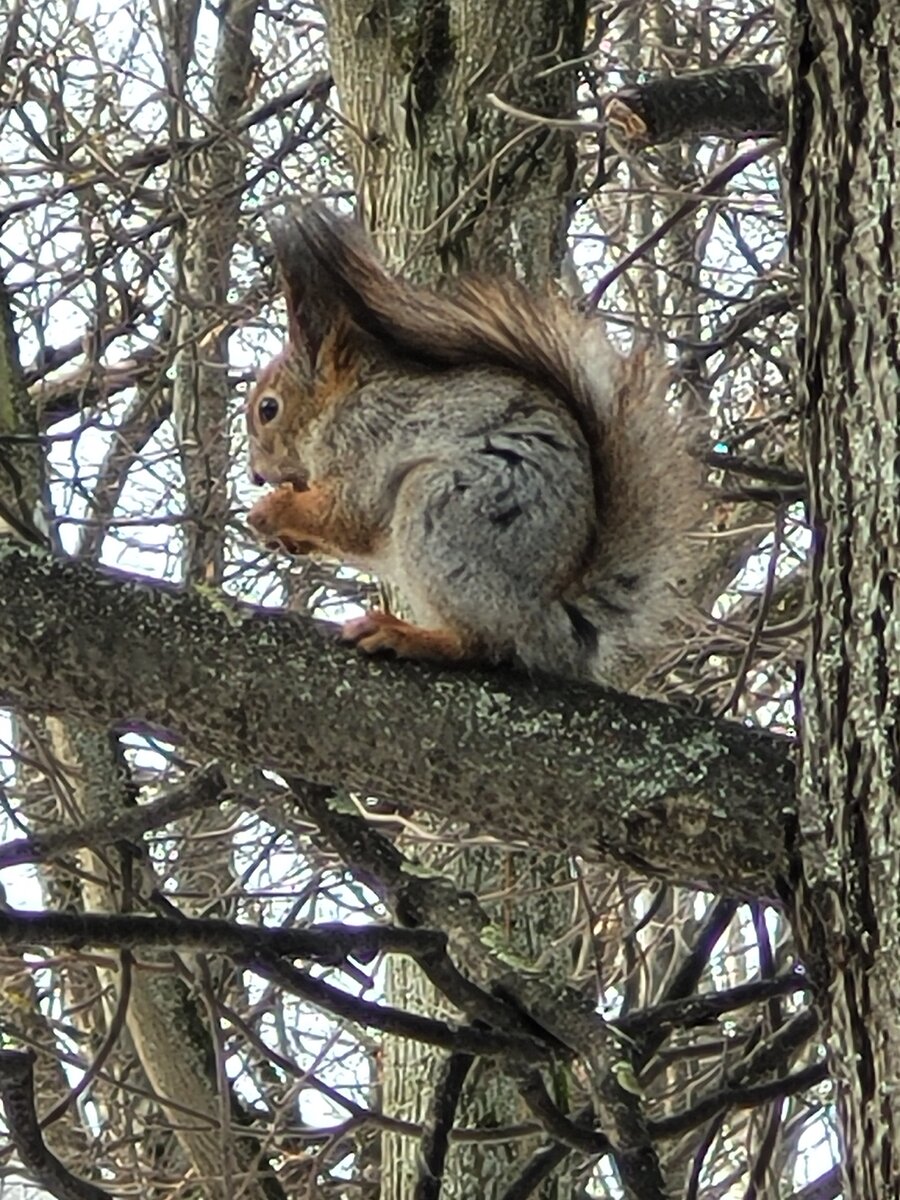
246;330;359;489
246;349;311;489
247;205;370;490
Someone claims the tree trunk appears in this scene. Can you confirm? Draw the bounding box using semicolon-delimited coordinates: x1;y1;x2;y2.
324;0;583;280
324;3;590;1195
787;2;900;1194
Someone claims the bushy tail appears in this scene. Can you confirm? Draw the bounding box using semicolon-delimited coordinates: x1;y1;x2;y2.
267;200;603;427
568;339;701;680
269;201;701;675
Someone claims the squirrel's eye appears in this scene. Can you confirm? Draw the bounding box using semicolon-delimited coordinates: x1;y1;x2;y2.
258;395;280;425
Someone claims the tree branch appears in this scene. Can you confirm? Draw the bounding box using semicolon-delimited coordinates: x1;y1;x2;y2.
414;1053;475;1200
788;1167;840;1200
617;972;807;1039
0;763;230;869
0;544;793;896
604;65;786;146
251;954;550;1061
0;906;448;966
649;1061;828;1138
0;1050;113;1200
0;72;332;224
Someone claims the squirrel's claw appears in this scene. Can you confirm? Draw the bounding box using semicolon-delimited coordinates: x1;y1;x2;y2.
341;612;471;664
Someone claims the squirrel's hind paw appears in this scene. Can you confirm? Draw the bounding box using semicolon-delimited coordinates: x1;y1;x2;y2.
341;611;471;664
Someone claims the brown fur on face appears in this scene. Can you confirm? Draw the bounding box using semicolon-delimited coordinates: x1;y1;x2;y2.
246;323;362;489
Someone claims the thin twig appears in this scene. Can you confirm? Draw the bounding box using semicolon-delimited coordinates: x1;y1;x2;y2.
585;141;780;306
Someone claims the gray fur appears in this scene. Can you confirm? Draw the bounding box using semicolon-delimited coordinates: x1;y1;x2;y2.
247;203;701;687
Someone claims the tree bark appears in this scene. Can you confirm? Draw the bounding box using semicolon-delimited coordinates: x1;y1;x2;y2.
786;1;900;1194
0;542;792;895
605;65;786;147
0;283;48;545
324;0;583;281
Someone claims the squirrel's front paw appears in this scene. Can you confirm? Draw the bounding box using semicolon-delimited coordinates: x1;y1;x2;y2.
247;485;316;556
341;612;471;663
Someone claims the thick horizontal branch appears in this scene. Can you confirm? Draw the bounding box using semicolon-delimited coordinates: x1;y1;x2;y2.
605;64;786;146
0;545;793;895
0;907;442;965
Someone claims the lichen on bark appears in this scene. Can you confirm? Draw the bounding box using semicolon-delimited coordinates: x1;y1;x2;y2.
0;542;792;895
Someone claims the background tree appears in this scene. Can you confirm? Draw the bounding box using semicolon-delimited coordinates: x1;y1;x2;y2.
786;2;900;1195
0;0;880;1197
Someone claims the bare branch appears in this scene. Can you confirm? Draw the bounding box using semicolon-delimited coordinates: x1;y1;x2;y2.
414;1053;475;1200
649;1062;828;1138
250;955;551;1061
586;141;781;306
616;973;807;1039
0;906;448;967
0;763;229;870
0;72;332;224
0;1050;114;1200
788;1168;840;1200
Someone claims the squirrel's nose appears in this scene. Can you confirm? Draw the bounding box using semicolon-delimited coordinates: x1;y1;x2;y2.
248;468;308;491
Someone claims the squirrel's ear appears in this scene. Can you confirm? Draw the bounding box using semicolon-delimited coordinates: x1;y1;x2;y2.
266;204;352;371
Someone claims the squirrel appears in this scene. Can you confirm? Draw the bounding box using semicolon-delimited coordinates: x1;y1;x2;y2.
246;202;700;685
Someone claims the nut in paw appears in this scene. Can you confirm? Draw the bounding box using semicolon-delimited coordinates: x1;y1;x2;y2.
247;484;298;539
248;485;318;555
